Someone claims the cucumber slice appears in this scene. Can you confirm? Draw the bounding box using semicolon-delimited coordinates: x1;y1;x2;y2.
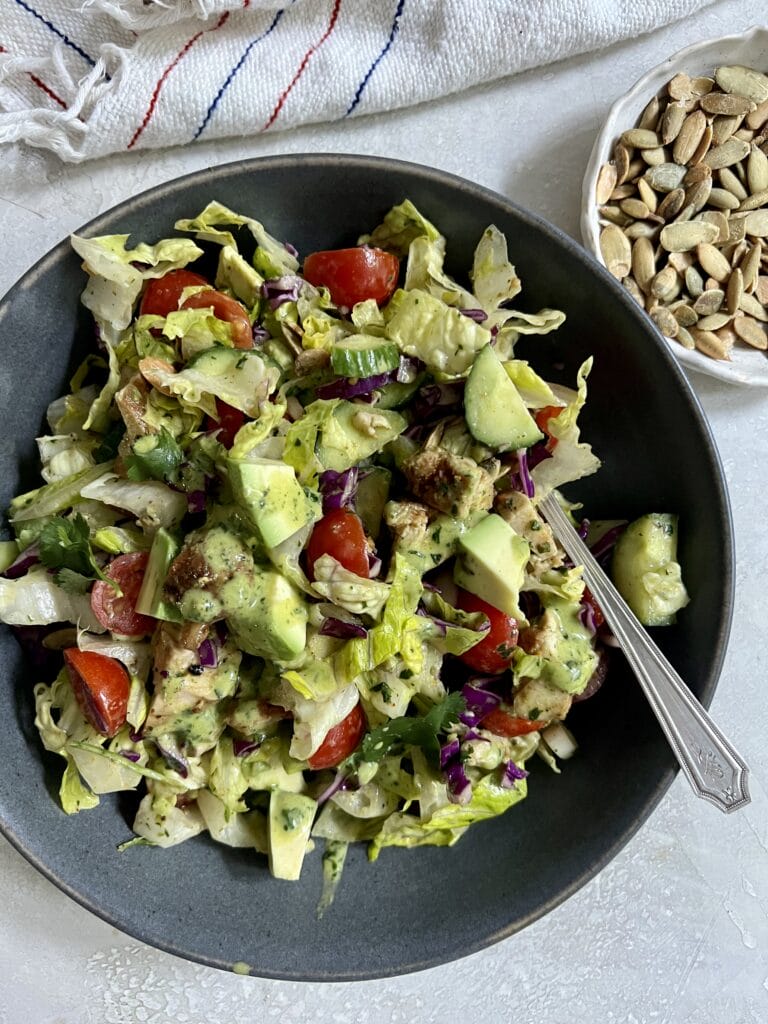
464;344;543;450
331;336;400;378
611;513;689;626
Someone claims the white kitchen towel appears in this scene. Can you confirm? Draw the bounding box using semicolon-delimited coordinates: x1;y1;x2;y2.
0;0;716;163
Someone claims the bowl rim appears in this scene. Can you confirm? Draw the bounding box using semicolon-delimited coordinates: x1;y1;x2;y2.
0;152;736;979
580;24;768;387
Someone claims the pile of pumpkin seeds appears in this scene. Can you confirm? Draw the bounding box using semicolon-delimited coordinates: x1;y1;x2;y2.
597;64;768;360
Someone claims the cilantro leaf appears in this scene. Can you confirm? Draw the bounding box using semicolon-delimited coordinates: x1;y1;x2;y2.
350;692;466;770
93;421;126;462
39;514;101;577
54;568;92;594
125;428;183;483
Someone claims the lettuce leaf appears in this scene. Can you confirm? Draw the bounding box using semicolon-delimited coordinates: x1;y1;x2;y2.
470;225;522;312
311;554;391;618
0;568;104;629
384;288;491;375
530;358;601;494
361;199;443;258
79;473;187;530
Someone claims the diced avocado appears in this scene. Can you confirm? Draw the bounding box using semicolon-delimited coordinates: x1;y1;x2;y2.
330;336;400;377
355;466;391;538
611;513;689;626
228;458;316;549
464;344;543;450
242;737;306;794
388;505;485;573
454;513;530;619
268;789;317;880
0;541;19;574
317;402;406;473
135;527;182;622
220;566;308;661
216;244;264;306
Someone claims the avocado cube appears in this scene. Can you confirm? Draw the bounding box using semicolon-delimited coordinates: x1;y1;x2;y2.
135;527;182;622
454;514;530;619
228;458;315;549
223;567;308;661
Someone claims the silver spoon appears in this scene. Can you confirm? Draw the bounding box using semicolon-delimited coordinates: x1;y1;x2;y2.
537;492;750;814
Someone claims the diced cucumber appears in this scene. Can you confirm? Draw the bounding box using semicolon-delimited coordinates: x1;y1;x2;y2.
464;344;543;450
355;466;391;538
268;790;317;881
611;513;689;626
331;336;400;378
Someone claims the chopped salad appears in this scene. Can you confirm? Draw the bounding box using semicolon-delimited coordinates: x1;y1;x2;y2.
0;200;689;892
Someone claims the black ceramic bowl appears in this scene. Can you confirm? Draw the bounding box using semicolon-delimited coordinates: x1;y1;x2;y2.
0;154;733;980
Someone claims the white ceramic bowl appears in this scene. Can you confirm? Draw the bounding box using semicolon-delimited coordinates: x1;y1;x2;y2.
582;26;768;387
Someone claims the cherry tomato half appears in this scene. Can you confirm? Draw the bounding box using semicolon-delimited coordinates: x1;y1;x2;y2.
140;269;210;317
205;398;246;448
481;707;543;738
306;509;370;580
90;551;156;637
63;647;131;737
302;247;399;308
582;586;606;630
308;702;367;770
456;589;519;674
533;405;565;450
181;289;254;349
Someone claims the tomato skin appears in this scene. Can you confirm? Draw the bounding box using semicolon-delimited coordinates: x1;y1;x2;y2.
63;648;130;737
456;589;519;674
481;707;543;738
308;702;367;770
181;289;254;349
90;551;156;637
303;247;399;308
206;398;245;448
140;269;210;317
582;586;606;630
306;509;370;580
534;404;564;450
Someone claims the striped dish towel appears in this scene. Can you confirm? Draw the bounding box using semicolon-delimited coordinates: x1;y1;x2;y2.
0;0;716;163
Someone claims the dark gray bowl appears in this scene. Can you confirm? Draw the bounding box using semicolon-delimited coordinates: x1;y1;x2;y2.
0;154;733;980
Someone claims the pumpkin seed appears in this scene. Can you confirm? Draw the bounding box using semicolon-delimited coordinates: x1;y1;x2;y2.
610;183;636;201
622;128;660;149
645;163;687;192
744;209;768;235
673;110;707;164
690;124;714;166
720;166;749;199
740;242;762;291
631;236;656;292
623;277;645;306
733;314;768;348
672;302;699;326
740;290;768;320
638;95;661;130
651;306;679;337
746;97;768;130
599;224;632;279
624;221;661;240
701;91;754;116
690;327;732;359
747;145;768;193
697;242;731;282
738;187;768;212
734;128;756;143
683;163;712;186
697;210;730;243
657;187;686;220
715;65;768;105
756;275;768;303
641;147;667;167
599;205;631;227
660;220;720;251
668;251;694;273
691;76;715;96
693;288;725;315
669;73;693;100
675;325;696;349
685;265;705;297
650;265;679;300
707;187;741;210
726;267;744;314
637;176;658;213
596;162;618;205
703;137;751;170
620;197;651;219
685;178;712;213
614;142;631;184
728;214;748;243
711;113;745;146
696;311;732;331
660;102;687;144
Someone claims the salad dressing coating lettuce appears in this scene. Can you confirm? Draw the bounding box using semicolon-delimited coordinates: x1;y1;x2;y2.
1;197;653;903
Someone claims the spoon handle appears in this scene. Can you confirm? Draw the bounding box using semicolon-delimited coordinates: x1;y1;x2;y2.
538;494;750;813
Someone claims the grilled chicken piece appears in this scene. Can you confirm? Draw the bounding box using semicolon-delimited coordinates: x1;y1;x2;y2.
494;490;564;573
383;500;431;545
402;447;494;519
163;529;250;607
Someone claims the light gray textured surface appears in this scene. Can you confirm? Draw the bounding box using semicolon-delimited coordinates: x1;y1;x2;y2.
1;1;767;1020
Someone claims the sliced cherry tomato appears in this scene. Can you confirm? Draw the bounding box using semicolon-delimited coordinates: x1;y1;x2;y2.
303;247;399;308
205;398;246;448
63;647;130;737
534;404;564;450
140;269;210;318
308;702;367;770
582;586;605;630
90;551;156;637
481;707;543;738
181;289;254;349
306;509;370;580
456;589;519;674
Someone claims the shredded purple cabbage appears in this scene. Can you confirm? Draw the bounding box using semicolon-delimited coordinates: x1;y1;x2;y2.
252;322;270;343
187;490;207;514
316;770;350;804
318;617;368;640
318;467;358;512
233;738;261;757
197;637;219;668
367;551;382;578
120;750;141;763
578;601;597;635
411;381;465;421
501;760;529;788
444;760;473;804
460;308;488;323
316;372;393;400
459;681;502;727
284;241;299;258
261;275;302;310
578;517;590;541
526;441;553;471
440;738;461;769
3;543;40;579
516;449;535;499
590;523;627;564
154;741;189;778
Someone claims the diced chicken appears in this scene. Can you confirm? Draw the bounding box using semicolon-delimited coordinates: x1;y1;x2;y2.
512;608;573;724
163;529;250;606
383;500;431;545
114;373;155;441
495;489;564;573
402;447;494;519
